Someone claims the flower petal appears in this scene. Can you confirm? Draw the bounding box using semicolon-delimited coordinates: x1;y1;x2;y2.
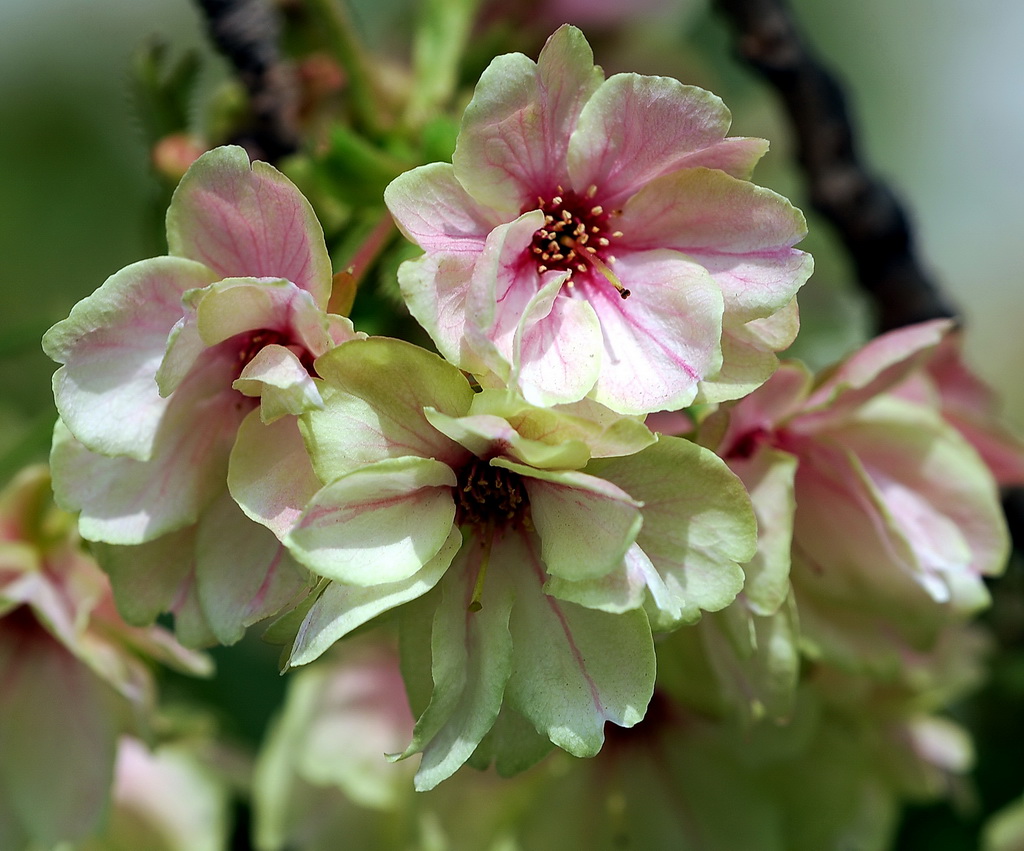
195;489;312;645
396;538;516;791
166;146;332;305
234;345;323;423
398;250;493;376
384;162;499;251
453;24;603;215
285;457;457;586
465;210;548;382
470;390;656;460
0;628;117;847
514;281;604;408
92;527;196;628
51;342;244;544
568;73;735;204
493;459;642;581
423;408;592;470
503;530;655;757
304;338;473;480
696;298;801;404
288;527;462;667
586;250;724;414
43;257;218;460
728;446;798;616
621;168;811;321
229;411;322;541
588;436;756;628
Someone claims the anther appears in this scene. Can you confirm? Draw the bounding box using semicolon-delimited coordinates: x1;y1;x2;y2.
591;205;604;215
597;237;609;246
552;195;563;206
586;184;598;198
611;231;624;238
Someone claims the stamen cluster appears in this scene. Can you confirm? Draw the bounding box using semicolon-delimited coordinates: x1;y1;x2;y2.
455;457;529;529
528;185;622;282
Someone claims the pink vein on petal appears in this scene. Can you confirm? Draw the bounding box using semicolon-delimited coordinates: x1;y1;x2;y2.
521;531;606;719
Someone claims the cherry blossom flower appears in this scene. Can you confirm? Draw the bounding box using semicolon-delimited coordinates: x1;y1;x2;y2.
700;320;1010;672
42;146;359;645
0;466;209;849
232;336;756;788
385;24;811;415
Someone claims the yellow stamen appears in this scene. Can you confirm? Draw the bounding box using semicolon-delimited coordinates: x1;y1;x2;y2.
589;253;631;298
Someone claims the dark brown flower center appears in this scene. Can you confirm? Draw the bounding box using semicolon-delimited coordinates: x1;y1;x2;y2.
455;457;529;530
527;186;629;298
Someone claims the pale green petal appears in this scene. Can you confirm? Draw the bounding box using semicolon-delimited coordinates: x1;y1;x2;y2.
730;446;798;616
288;528;462;667
587;436;757;627
304;338;472;481
492;459;642;581
424;407;592;471
701;595;799;724
470;390;656;459
234;344;323;423
504;531;655;757
228;411;322;541
396;541;516;791
0;632;118;847
285;457;457;586
195;489;312;646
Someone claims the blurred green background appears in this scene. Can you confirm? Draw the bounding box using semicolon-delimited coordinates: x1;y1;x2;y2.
1;1;1021;847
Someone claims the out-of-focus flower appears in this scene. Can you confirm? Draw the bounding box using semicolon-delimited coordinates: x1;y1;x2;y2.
43;145;361;645
0;466;210;850
253;640;418;851
890;327;1024;487
385;24;811;415
77;735;231;851
232;336;755;788
701;319;1010;673
253;623;983;851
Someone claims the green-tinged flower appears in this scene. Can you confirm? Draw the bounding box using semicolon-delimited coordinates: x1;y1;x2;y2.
252;627;981;851
76;734;232;851
42;145;360;645
0;467;210;849
700;320;1010;676
231;336;755;788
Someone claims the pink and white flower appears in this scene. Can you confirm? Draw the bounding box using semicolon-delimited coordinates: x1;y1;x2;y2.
385;25;812;415
701;320;1010;672
233;336;756;788
43;146;358;644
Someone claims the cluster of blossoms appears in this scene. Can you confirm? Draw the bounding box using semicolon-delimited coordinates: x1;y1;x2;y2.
0;466;211;848
30;23;1024;848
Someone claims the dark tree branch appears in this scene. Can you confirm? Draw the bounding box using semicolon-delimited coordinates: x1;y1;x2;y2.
194;0;299;162
713;0;1024;549
712;0;958;332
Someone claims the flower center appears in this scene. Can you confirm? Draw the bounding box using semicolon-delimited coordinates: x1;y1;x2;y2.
527;186;629;299
234;328;317;377
455;458;529;530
